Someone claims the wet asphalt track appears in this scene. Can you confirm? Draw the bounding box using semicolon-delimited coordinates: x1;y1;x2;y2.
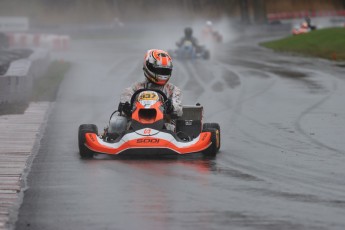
15;29;345;230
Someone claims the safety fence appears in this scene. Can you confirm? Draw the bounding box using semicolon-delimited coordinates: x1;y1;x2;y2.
0;49;50;105
267;10;345;21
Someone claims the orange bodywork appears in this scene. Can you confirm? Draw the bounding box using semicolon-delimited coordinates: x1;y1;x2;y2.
292;27;309;35
84;131;212;155
83;90;212;156
131;102;163;124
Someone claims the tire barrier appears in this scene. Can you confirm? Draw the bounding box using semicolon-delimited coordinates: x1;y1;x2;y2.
6;33;70;51
267;10;345;22
0;48;51;105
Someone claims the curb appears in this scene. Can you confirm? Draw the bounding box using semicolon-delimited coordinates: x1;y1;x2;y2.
0;102;51;230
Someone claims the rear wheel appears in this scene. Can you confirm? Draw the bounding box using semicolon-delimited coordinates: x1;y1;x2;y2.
203;123;220;152
203;50;210;60
78;124;98;159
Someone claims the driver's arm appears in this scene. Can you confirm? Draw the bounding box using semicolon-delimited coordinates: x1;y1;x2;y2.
192;37;200;49
171;86;183;117
176;37;184;47
120;82;143;103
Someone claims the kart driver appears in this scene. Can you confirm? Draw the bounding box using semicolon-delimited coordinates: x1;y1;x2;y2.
201;20;222;43
201;21;214;40
106;49;182;138
176;27;200;50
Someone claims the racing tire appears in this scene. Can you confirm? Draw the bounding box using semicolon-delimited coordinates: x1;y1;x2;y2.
203;50;210;60
203;123;221;152
78;124;98;159
202;128;220;157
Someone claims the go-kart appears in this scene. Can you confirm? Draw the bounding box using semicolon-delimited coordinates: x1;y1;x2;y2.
292;21;317;35
211;31;223;43
78;89;220;158
201;29;223;44
168;40;210;60
292;24;310;35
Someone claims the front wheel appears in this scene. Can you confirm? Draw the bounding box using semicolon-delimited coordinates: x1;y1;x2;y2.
203;50;210;60
203;123;220;152
202;127;220;157
78;124;98;159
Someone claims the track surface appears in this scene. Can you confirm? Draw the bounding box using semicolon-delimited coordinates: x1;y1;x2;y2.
15;29;345;230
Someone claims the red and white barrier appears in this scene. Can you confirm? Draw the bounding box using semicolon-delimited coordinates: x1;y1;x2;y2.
268;10;345;21
6;33;70;51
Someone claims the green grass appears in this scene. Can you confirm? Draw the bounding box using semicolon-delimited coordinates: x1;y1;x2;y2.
31;60;71;101
260;28;345;61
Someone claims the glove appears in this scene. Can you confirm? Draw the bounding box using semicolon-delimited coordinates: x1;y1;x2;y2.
164;99;174;114
118;102;132;116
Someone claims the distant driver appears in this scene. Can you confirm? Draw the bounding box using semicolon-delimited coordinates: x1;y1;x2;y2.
176;27;200;49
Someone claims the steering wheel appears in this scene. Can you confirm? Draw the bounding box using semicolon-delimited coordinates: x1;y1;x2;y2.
130;89;168;109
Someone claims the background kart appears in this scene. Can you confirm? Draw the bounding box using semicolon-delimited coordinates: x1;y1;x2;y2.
168;40;210;60
78;89;220;158
201;29;223;44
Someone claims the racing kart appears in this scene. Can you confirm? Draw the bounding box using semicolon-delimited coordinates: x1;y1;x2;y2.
211;31;222;43
292;24;310;35
168;40;210;60
201;30;223;44
292;21;317;35
78;89;220;158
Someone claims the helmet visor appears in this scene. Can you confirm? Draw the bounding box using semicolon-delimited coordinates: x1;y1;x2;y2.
147;62;172;76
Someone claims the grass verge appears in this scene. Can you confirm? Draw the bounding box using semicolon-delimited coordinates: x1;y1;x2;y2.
260;28;345;61
31;60;71;101
0;60;70;115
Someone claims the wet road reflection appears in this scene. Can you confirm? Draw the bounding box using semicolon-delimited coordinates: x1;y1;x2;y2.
15;30;345;230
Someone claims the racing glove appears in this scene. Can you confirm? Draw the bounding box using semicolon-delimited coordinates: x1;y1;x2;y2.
118;102;132;116
164;99;174;114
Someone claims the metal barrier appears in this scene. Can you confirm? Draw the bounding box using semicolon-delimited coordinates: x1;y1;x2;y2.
0;49;51;105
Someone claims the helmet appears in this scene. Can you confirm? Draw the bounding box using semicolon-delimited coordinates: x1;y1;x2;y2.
184;27;193;37
143;49;173;85
301;22;308;29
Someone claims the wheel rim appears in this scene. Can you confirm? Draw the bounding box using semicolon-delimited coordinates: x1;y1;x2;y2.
215;129;220;149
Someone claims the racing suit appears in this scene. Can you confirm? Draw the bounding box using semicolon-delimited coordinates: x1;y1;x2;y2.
120;80;183;116
201;26;213;41
107;80;182;137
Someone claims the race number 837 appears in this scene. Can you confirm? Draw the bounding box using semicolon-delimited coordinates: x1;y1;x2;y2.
138;92;159;101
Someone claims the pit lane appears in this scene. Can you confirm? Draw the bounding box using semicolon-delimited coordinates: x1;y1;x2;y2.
14;25;345;230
